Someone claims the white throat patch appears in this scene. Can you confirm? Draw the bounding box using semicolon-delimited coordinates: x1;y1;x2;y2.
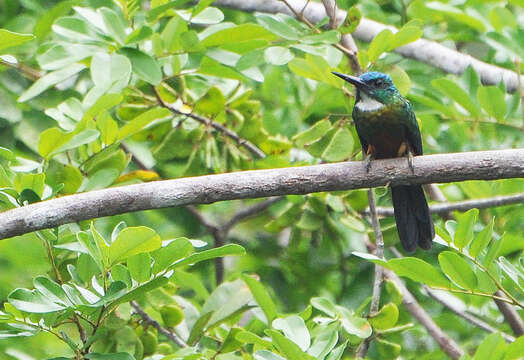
356;92;384;112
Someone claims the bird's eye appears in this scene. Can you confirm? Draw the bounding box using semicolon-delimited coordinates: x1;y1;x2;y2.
374;79;383;87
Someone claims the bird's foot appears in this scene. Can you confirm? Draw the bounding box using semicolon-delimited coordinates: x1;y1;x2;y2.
407;150;414;174
363;152;372;173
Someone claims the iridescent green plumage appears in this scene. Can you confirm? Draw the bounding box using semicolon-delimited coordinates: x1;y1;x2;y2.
333;71;434;252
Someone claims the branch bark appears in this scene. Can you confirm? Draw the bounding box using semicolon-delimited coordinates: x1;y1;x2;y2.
0;149;522;240
214;0;524;92
371;193;524;217
493;290;524;336
426;288;515;343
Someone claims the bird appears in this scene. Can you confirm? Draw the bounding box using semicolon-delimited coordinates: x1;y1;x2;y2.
332;71;434;252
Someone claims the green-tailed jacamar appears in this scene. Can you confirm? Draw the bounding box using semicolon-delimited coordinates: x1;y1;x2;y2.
333;71;434;252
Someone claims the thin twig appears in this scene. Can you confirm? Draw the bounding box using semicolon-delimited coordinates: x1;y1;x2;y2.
320;0;362;74
0;58;42;80
356;189;385;358
222;197;283;233
371;193;524;217
130;301;188;348
426;288;515;343
152;86;266;159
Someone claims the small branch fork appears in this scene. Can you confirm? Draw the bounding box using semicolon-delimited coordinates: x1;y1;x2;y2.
152;86;266;159
130;301;188;348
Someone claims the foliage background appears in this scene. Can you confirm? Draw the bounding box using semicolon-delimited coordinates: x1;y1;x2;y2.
0;0;523;359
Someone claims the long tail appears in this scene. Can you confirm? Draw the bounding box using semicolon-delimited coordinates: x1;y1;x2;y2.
391;185;434;252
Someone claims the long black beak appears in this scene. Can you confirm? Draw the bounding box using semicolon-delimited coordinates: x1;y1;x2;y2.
332;72;367;89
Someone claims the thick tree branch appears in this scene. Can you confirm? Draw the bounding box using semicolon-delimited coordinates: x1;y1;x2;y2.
371;193;524;217
0;149;522;240
214;0;524;92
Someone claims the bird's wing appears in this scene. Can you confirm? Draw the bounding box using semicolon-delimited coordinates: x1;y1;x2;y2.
405;102;423;156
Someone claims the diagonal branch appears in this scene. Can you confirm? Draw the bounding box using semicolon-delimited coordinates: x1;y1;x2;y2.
152;86;266;159
320;0;362;74
130;301;188;348
0;149;522;240
426;288;515;343
214;0;524;93
385;270;464;359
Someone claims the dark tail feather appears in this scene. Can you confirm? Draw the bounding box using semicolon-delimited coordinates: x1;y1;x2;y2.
391;185;434;252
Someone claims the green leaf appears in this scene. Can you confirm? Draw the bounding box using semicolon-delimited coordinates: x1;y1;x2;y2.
118;47;162;85
340;6;361;34
377;338;402;359
0;29;34;53
118;107;170;139
199;56;245;80
388;257;452;288
19;63;86;102
505;334;524;360
84;168;120;191
389;26;422;49
368;29;394;63
151;237;193;273
99;7;127;44
264;46;294;66
296;210;323;231
54;129;100;155
425;2;486;32
108;226;162;265
187;311;213;345
127;253;151;283
170;244;245;269
489;7;517;32
147;0;192;21
236;329;273;349
8;288;65;313
272;315;310;352
38;127;72;159
368;303;399;330
477;86;506;121
431;78;480;117
194;86;225;116
201;23;276;47
256;14;301;40
326;341;348;360
292;119;331;148
320;127;353;161
307;322;338;359
473;332;506;360
454;208;478;250
389;66;411;96
483;233;505;267
242;274;278;324
438;251;477;290
338;307;372;338
310;297;337;317
266;329;316;360
113;278;169;311
300;30;340;45
85;352;135;360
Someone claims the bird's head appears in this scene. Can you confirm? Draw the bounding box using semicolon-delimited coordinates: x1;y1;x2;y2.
332;71;400;106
